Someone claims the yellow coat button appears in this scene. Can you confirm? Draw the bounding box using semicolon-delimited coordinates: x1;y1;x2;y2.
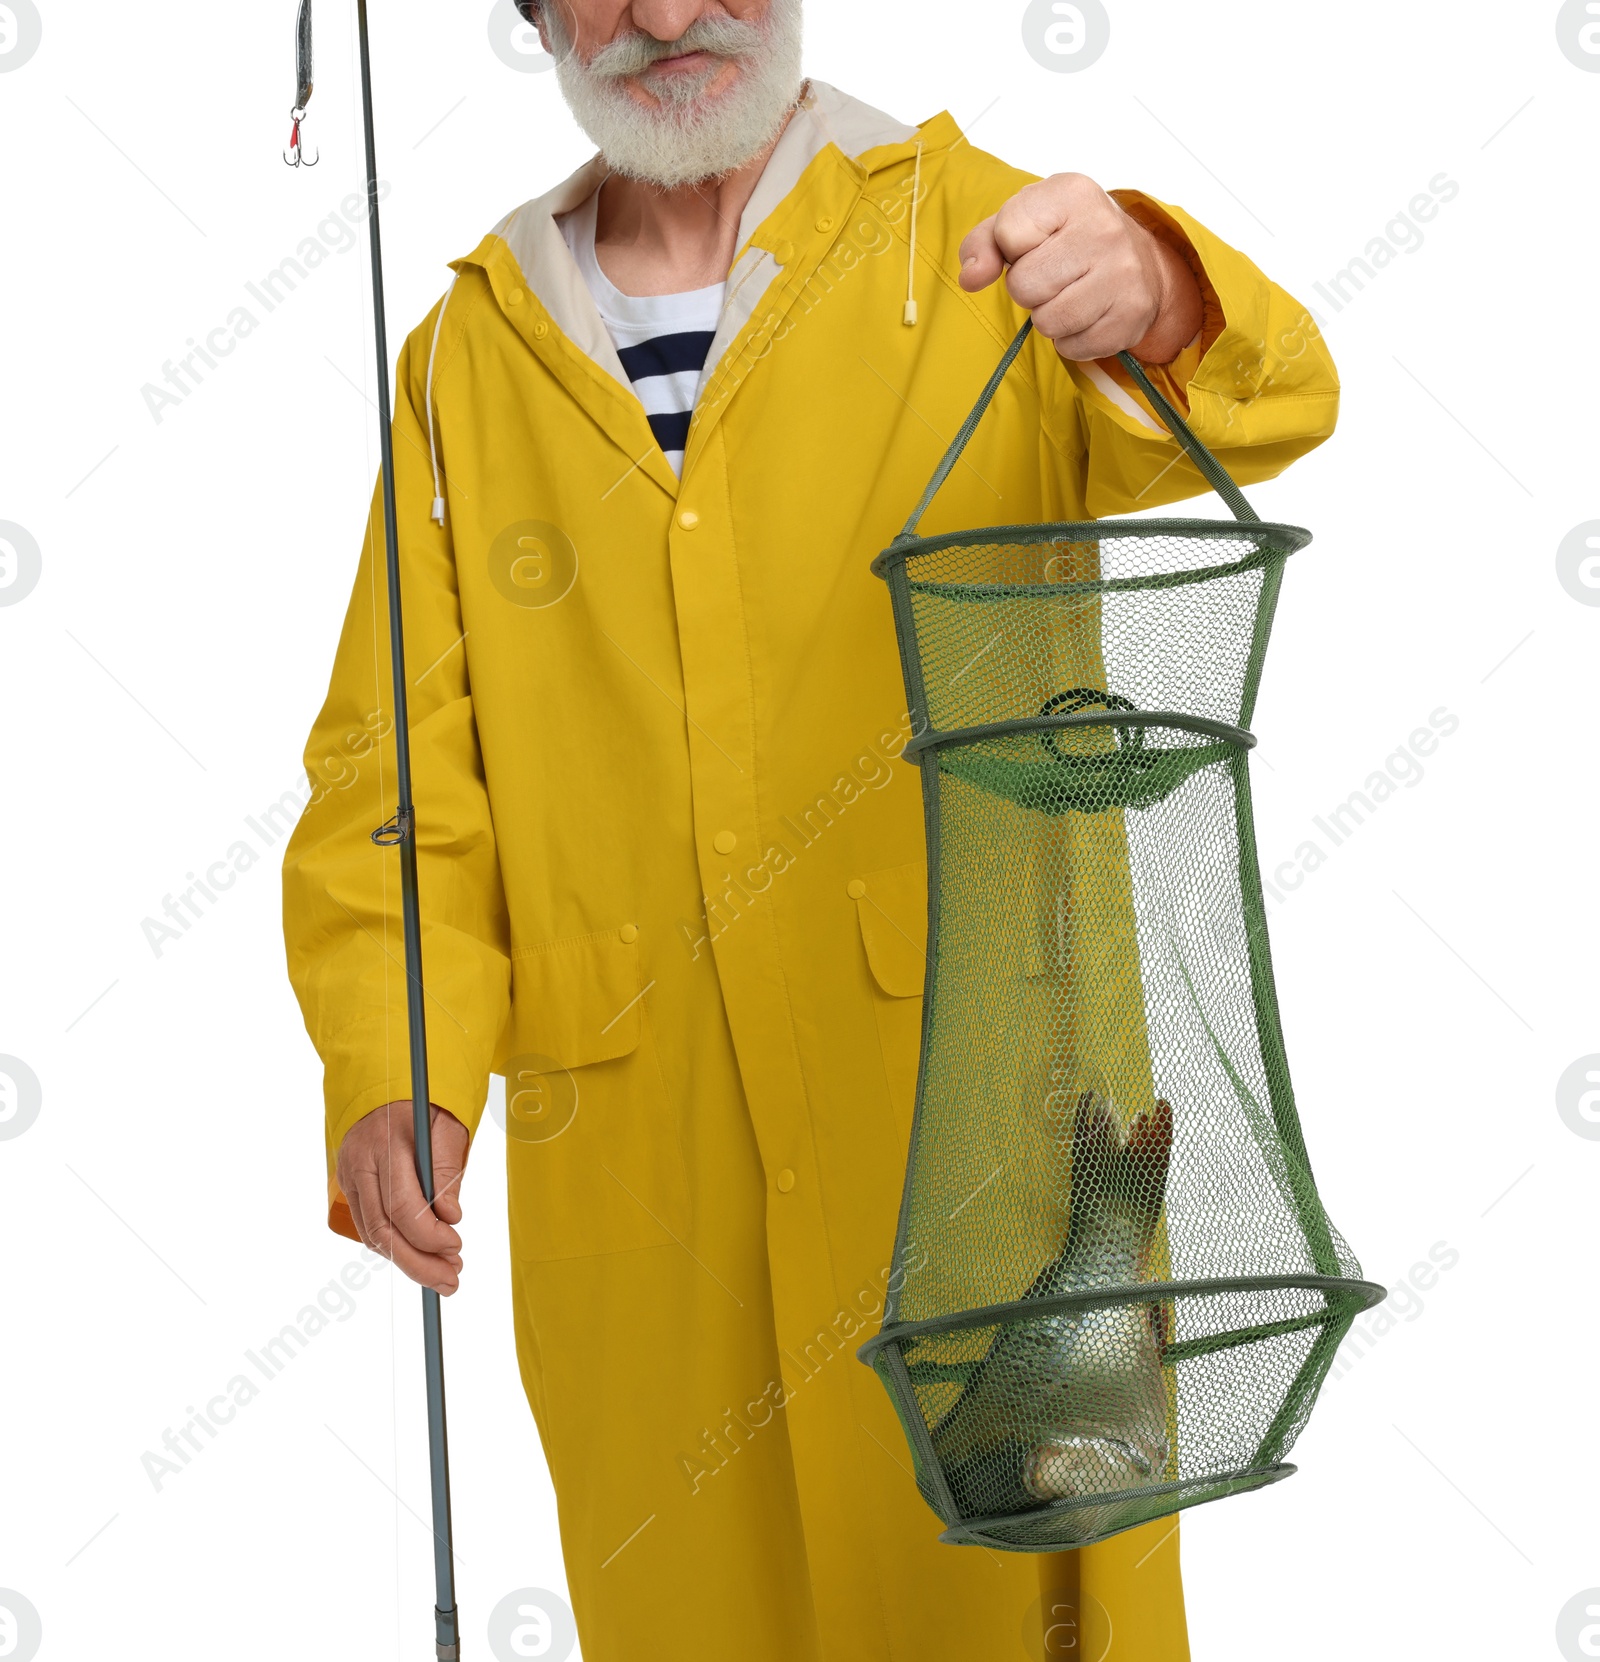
713;830;737;855
507;287;524;305
532;320;549;339
678;509;700;531
776;1169;796;1193
773;239;795;267
847;879;867;899
816;216;834;234
619;923;639;944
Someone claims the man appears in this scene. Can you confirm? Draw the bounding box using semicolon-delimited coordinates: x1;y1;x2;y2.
282;2;1338;1657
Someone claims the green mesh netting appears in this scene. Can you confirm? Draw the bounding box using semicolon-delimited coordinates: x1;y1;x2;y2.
858;323;1384;1554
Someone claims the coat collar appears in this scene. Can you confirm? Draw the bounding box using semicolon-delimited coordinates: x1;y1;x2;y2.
455;82;922;393
448;83;952;498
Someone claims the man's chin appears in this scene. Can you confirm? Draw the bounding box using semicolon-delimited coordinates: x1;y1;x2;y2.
584;82;792;188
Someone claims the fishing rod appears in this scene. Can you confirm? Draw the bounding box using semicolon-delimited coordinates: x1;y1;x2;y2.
285;1;460;1654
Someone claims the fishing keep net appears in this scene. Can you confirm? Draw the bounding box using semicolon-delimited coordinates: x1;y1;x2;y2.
858;323;1384;1553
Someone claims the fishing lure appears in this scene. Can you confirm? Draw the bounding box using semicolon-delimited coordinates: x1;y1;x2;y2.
284;0;318;167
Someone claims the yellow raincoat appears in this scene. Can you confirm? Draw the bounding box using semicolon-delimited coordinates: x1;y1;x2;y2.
283;81;1337;1662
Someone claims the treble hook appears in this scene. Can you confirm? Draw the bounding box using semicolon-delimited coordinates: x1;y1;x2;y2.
284;105;319;167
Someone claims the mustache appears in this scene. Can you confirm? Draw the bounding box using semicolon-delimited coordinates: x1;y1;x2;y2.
585;13;770;79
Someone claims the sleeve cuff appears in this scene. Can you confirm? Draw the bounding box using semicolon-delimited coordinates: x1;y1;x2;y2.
328;1175;361;1242
1092;189;1227;421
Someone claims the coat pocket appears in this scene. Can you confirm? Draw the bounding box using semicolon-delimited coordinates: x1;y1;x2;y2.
498;928;688;1262
851;861;928;1148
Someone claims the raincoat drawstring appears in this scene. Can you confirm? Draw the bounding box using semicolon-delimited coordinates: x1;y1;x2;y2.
426;273;459;525
904;140;923;327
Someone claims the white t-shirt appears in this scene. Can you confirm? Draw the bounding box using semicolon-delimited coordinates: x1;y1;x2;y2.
558;189;726;477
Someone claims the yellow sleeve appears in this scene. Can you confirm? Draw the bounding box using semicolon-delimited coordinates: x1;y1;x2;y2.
1039;189;1341;519
282;319;511;1230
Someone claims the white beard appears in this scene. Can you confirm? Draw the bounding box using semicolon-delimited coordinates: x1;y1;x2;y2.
543;1;805;190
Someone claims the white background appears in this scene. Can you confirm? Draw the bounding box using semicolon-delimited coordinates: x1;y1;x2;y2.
2;2;1596;1658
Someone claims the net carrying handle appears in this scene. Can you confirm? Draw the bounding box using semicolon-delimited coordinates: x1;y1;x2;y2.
898;319;1260;538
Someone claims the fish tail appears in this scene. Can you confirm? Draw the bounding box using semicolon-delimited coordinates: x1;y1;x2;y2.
1069;1092;1173;1240
1068;1089;1121;1194
1124;1097;1173;1228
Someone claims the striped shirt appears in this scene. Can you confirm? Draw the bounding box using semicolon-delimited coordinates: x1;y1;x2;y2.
558;190;725;477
